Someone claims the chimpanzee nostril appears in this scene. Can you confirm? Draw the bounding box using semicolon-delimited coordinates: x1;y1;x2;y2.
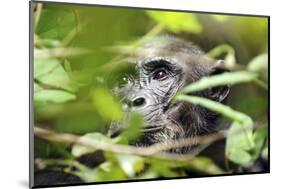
132;97;146;107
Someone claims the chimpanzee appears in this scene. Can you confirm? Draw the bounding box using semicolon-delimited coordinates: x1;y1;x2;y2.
108;35;230;153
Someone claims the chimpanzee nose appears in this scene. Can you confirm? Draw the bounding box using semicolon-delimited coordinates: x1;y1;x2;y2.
132;97;146;107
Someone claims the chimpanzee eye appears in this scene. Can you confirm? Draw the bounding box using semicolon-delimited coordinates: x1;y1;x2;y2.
118;75;131;87
153;70;168;80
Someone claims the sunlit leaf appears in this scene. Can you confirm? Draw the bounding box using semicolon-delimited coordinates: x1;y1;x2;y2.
95;164;127;182
72;133;111;157
92;87;123;121
116;154;145;177
34;58;60;78
36;60;80;93
146;11;202;33
226;121;254;164
248;53;268;72
74;168;98;182
34;89;76;103
227;148;252;164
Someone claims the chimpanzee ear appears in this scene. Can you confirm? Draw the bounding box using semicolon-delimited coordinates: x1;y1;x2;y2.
207;60;230;102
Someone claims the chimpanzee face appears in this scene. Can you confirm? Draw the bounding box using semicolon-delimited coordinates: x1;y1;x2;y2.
114;57;184;131
107;36;229;148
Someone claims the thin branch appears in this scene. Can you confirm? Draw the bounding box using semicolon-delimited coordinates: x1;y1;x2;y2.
34;126;227;160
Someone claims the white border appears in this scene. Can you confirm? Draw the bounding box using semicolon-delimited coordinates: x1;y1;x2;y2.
1;0;279;189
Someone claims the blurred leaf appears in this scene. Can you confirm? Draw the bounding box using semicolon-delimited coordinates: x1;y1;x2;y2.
146;11;202;33
146;157;223;177
116;154;145;177
136;170;159;179
78;159;127;182
180;71;258;94
63;59;73;73
121;113;143;142
34;37;61;48
74;167;98;182
262;144;268;159
36;7;77;40
34;89;76;103
36;59;80;93
34;58;60;78
111;135;129;145
72;133;111;157
226;121;254;164
252;126;268;160
34;82;43;93
35;139;72;158
54;112;103;134
248;53;268;72
186;157;223;174
92;87;123;121
226;148;252;164
212;15;229;22
34;48;90;59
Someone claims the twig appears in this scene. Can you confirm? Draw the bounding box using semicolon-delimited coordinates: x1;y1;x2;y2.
34;126;227;160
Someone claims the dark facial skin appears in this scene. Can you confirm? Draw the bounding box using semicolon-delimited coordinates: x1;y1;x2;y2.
108;36;229;152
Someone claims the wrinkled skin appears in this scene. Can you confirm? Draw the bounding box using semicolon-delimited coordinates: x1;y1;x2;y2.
108;36;230;153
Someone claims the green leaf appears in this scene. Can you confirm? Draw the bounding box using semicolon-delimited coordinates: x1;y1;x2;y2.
248;53;268;72
36;7;77;40
147;156;222;175
146;11;202;33
34;48;90;59
181;71;258;94
36;60;80;93
212;15;229;22
34;37;61;48
95;163;127;182
34;89;76;103
34;82;43;93
121;113;143;142
226;148;252;164
226;121;254;164
92;87;123;121
252;126;268;160
187;157;223;174
72;133;111;157
34;58;60;78
116;154;145;177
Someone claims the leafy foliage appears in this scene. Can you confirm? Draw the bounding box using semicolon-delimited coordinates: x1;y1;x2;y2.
33;2;268;184
146;11;202;33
